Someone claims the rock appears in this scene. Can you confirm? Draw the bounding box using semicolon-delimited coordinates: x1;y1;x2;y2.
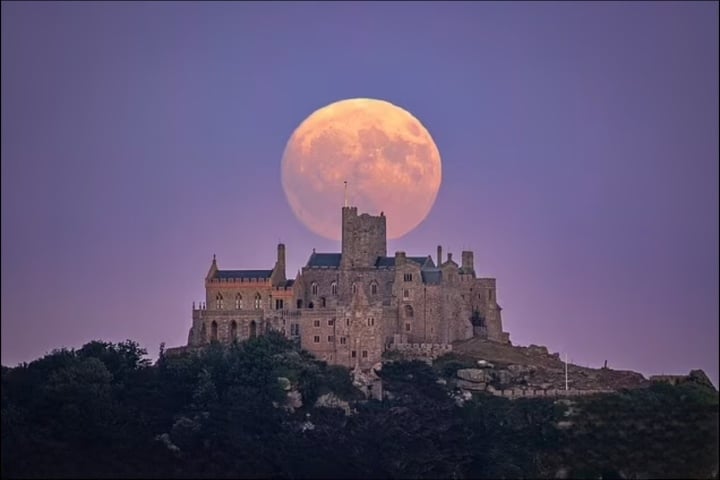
457;368;488;383
496;369;513;385
436;378;447;385
688;369;716;390
277;376;292;391
286;390;303;410
457;379;487;391
527;344;549;356
315;392;353;416
508;364;532;374
476;359;495;369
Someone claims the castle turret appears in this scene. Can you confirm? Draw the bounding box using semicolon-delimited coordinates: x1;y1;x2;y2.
205;254;218;281
271;243;287;286
341;206;387;269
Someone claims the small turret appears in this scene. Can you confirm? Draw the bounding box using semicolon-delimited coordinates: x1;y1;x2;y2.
205;254;218;281
461;251;475;275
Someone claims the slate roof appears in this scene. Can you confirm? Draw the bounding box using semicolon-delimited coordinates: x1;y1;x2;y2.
215;269;272;279
375;256;433;268
306;252;342;268
421;269;443;285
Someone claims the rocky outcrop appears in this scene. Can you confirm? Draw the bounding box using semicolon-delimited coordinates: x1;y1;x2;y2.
314;392;354;416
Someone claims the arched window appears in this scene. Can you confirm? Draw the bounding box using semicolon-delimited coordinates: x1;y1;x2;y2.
404;305;414;318
235;293;242;310
211;321;218;341
216;293;224;310
254;293;261;310
320;297;326;308
370;282;378;295
311;282;318;296
331;281;338;295
230;320;238;341
250;320;257;338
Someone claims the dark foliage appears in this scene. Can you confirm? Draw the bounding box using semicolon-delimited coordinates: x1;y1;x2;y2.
2;336;717;479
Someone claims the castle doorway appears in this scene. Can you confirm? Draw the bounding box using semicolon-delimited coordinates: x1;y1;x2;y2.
230;320;238;342
211;321;218;342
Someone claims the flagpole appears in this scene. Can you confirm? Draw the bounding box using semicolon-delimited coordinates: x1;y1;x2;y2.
565;353;569;391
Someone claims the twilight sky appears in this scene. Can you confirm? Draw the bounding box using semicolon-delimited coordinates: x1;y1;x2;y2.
2;2;718;385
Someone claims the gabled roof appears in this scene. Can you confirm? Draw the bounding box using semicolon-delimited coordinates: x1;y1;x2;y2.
214;269;272;280
306;252;342;268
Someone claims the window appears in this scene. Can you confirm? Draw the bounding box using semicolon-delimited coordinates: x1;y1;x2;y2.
351;351;357;358
216;293;224;310
403;289;410;300
404;273;413;282
311;282;318;296
367;317;375;326
211;321;218;341
235;294;242;310
314;320;320;327
297;299;303;309
404;305;414;318
313;336;320;343
362;350;368;358
331;281;337;295
340;337;347;345
370;282;378;295
275;299;284;310
346;318;350;326
320;297;326;308
328;335;335;343
405;322;411;332
291;323;300;336
230;320;238;341
351;283;357;294
254;293;261;309
328;319;335;326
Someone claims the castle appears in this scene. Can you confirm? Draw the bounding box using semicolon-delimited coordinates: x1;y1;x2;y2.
180;206;510;369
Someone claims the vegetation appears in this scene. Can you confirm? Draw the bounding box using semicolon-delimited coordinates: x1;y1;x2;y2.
2;335;717;479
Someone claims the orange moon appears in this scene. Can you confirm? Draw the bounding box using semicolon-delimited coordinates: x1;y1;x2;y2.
281;98;442;240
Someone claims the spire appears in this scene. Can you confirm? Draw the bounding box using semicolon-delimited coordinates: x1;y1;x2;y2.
205;253;218;281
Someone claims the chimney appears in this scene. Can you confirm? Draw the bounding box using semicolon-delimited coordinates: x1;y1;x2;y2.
437;245;442;267
395;251;406;267
461;251;474;272
447;252;453;263
273;243;287;284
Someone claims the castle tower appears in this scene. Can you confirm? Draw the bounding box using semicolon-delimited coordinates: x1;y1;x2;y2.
461;251;475;276
341;206;387;269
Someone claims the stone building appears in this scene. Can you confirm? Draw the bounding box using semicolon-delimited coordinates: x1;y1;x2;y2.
182;206;510;369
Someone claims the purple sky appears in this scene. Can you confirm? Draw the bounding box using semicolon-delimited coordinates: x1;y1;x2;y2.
2;2;718;385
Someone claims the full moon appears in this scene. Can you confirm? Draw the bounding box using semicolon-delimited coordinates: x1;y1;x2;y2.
281;98;442;240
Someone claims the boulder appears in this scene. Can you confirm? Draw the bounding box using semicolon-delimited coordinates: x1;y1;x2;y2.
277;377;292;391
315;392;353;416
476;359;495;369
457;379;487;391
457;368;488;383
